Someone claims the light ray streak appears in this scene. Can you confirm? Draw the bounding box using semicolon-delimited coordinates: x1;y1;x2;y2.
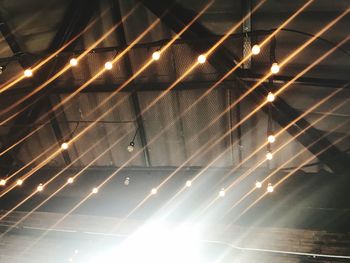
0;7;114;94
0;6;138;119
232;130;350;223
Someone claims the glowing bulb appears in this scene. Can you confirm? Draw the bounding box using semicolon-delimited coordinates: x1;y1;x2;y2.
219;188;225;197
61;142;69;150
68;258;73;262
267;183;274;193
267;134;276;143
67;177;74;184
252;44;261;55
266;151;273;160
197;54;206;64
124;177;130;186
267;92;275;102
74;249;79;254
152;50;161;61
70;58;78;66
185;180;192;187
37;184;44;192
255;181;262;188
0;179;6;186
92;187;98;194
151;188;157;195
17;179;23;186
104;61;113;70
270;62;280;74
24;69;33;77
127;141;134;152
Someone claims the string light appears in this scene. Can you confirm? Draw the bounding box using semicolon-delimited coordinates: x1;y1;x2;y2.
37;184;44;192
24;69;33;77
252;44;261;55
267;134;276;143
267;183;274;193
266;151;273;160
197;54;206;64
127;141;135;152
16;179;23;186
0;179;6;186
70;58;78;66
185;180;192;187
61;142;69;150
67;177;74;184
255;181;262;188
92;187;99;194
151;188;157;195
267;92;275;102
104;61;113;70
270;62;280;74
219;188;225;197
152;50;161;61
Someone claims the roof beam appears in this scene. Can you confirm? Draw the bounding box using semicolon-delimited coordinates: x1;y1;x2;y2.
140;0;350;175
110;0;151;166
0;0;96;173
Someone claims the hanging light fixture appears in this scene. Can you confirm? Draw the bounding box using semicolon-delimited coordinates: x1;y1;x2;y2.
219;188;225;197
37;183;44;192
24;69;33;77
255;181;262;188
0;179;6;186
270;62;280;74
267;92;275;102
70;58;78;66
197;54;206;64
266;151;273;160
104;61;113;70
17;179;23;186
61;142;69;150
267;134;276;143
267;183;274;193
152;50;161;61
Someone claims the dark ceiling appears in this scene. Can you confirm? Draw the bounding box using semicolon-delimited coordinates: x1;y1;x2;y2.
0;0;349;262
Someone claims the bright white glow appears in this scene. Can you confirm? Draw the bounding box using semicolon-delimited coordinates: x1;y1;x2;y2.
252;44;261;55
197;54;206;64
94;221;200;263
70;58;78;66
68;258;73;262
104;61;113;70
270;62;280;74
267;92;275;102
185;180;192;187
267;183;274;193
37;184;44;192
152;50;161;61
255;181;262;188
266;151;273;160
219;188;225;197
61;142;69;150
24;69;33;77
0;179;6;186
17;179;23;186
151;188;157;195
67;177;74;184
74;249;79;254
92;187;99;194
267;134;276;143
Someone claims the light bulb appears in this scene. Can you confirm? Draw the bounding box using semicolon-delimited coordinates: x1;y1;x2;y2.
69;258;73;262
267;92;275;102
67;177;74;184
0;179;6;186
252;44;261;55
70;58;78;66
92;187;98;194
255;181;262;188
219;188;225;197
104;61;113;70
124;177;130;186
61;142;69;150
185;180;192;187
127;141;134;152
267;134;276;143
17;179;23;186
151;188;157;195
152;50;161;61
197;54;206;64
266;151;273;160
37;184;44;192
270;62;280;74
267;183;274;193
24;69;33;77
74;249;79;254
